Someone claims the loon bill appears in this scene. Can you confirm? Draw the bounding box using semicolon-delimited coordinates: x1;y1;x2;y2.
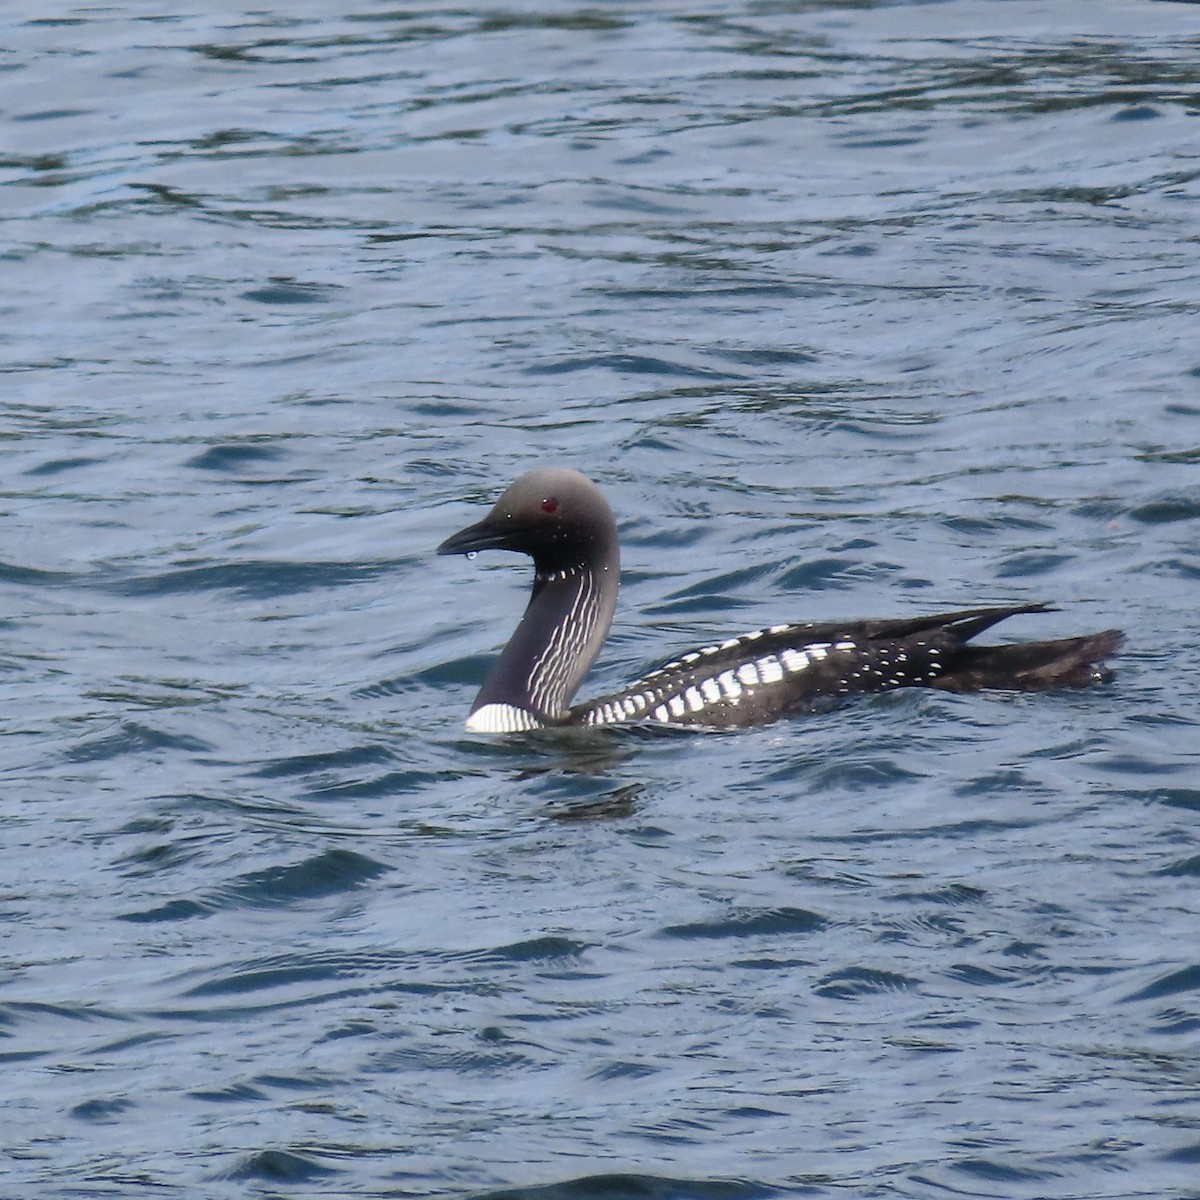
437;467;1124;734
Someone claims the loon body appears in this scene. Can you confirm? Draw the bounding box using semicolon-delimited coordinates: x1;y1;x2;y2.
438;468;1123;734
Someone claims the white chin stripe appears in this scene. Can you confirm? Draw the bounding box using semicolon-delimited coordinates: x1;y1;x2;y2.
466;703;542;734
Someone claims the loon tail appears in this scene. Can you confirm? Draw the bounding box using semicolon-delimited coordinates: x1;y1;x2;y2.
932;628;1125;693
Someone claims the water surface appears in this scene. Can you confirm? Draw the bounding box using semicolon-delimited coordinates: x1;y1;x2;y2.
2;3;1199;1198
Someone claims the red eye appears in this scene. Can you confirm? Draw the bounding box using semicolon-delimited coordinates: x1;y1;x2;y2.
541;496;559;514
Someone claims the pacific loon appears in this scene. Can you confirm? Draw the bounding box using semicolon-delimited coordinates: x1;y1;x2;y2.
438;468;1123;733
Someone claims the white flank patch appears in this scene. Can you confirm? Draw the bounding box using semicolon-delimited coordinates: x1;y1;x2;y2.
668;695;686;718
466;703;541;734
653;703;670;721
807;643;829;660
781;649;809;673
701;678;721;703
834;640;857;652
717;670;741;700
737;662;760;686
757;656;784;684
684;686;704;712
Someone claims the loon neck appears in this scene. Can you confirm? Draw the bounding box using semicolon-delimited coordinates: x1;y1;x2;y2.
466;558;618;732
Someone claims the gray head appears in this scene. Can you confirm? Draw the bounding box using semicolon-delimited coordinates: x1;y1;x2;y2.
437;467;619;576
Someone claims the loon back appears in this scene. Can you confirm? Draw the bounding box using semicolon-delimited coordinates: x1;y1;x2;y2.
437;468;1124;733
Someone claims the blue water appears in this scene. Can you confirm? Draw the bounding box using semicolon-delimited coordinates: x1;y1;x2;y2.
3;2;1199;1197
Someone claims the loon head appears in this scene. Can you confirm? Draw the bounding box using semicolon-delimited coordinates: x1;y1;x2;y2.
437;467;618;577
